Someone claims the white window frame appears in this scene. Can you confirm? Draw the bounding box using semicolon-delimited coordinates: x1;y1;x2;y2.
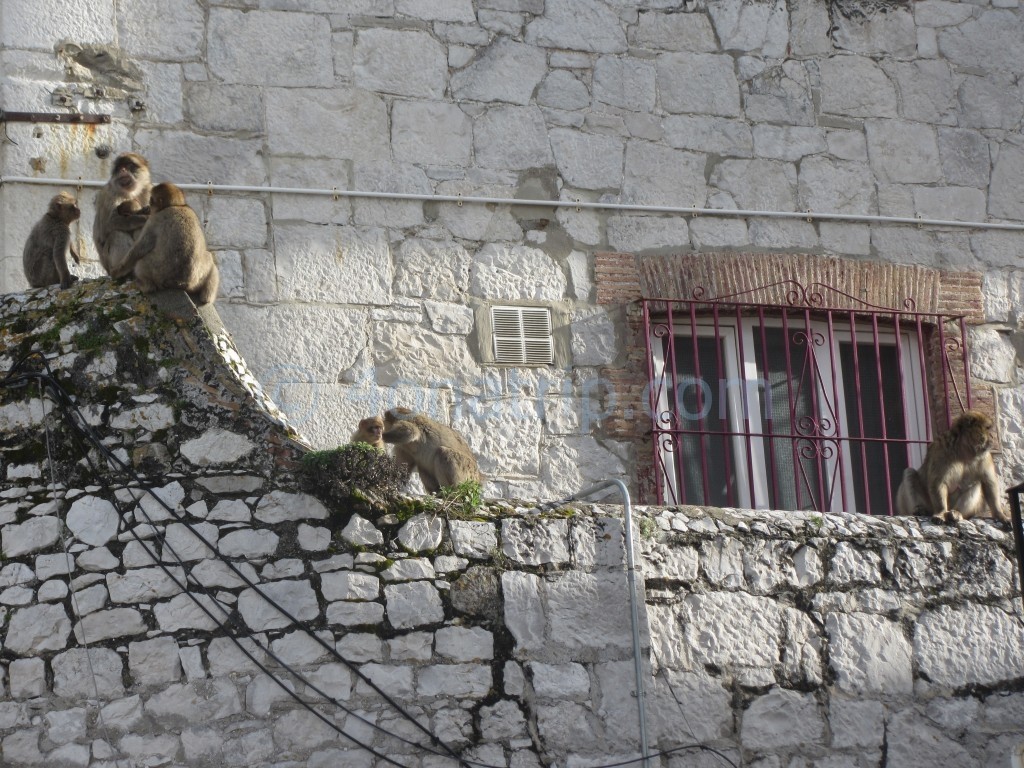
652;317;928;514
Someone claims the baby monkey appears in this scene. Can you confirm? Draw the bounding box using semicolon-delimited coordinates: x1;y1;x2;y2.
22;191;82;290
110;182;220;306
351;416;386;451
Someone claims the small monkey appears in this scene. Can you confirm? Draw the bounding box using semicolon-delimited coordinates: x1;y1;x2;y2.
110;182;220;306
351;416;386;451
93;152;152;276
22;191;82;289
895;410;1008;523
382;407;482;493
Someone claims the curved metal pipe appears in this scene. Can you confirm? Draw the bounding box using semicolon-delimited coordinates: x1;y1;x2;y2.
542;479;651;768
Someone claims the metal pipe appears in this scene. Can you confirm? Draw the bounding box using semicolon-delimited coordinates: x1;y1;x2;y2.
557;479;651;768
4;174;1024;232
1007;482;1024;615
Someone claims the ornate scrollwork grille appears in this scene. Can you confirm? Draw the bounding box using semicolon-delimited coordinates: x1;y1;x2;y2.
642;280;971;515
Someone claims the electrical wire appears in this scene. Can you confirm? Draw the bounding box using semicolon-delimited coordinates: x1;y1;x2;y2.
41;381;127;768
4;354;465;768
4;351;743;768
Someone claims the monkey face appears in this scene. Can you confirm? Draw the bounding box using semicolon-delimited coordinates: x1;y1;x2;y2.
112;154;149;192
359;417;383;440
50;193;80;223
384;407;414;427
954;411;993;454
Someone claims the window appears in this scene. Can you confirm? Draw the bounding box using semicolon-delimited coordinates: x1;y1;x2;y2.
490;306;554;366
643;283;972;515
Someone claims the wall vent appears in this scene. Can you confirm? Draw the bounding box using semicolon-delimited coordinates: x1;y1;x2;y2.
490;306;554;366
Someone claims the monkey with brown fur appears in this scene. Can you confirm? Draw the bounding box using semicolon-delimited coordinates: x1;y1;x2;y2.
23;191;82;289
895;410;1008;524
93;152;152;276
382;407;482;493
351;416;386;451
109;182;220;306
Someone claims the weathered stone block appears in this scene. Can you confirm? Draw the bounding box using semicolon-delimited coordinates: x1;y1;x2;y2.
740;688;826;749
549;128;625;190
827;612;913;694
658;53;741;117
525;0;626;53
208;9;332;87
452;39;547;106
915;604;1024;688
623;141;706;207
353;29;447;98
385;581;444;629
238;580;319;631
474;106;554;170
266;88;388;159
393;101;472;167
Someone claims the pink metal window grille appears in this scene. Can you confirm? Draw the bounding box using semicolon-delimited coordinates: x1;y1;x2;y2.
642;280;972;515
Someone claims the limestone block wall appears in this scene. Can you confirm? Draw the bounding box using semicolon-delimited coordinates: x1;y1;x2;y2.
0;284;1022;767
2;0;1024;498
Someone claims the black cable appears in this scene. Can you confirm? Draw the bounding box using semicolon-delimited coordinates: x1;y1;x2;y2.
4;351;742;768
3;355;465;766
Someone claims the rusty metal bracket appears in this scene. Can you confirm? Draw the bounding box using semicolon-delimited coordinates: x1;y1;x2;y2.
0;111;111;125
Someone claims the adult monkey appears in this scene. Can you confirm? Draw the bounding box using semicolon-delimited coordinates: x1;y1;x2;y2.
109;182;220;306
22;191;82;289
93;152;152;276
382;407;482;493
895;410;1008;523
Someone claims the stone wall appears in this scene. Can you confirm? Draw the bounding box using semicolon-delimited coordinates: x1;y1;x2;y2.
2;0;1023;499
0;283;1022;767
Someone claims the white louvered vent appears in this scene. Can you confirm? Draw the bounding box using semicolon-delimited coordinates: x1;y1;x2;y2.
491;306;554;365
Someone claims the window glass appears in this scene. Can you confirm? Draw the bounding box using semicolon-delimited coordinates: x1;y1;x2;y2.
651;313;929;515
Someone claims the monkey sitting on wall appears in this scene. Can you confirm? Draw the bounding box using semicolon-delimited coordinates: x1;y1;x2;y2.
109;182;220;306
93;152;152;277
351;416;386;451
895;410;1009;524
22;191;82;289
382;407;482;493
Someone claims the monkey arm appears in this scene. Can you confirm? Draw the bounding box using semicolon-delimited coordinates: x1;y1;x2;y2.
980;464;1009;522
896;468;930;516
110;226;157;279
50;233;77;289
107;207;149;233
69;240;82;265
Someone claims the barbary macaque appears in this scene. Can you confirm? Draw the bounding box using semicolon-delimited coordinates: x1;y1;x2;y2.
22;191;82;289
351;416;386;451
895;410;1008;523
109;182;219;306
93;152;152;276
382;407;482;493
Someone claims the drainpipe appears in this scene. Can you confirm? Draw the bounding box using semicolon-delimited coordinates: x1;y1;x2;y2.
547;479;651;768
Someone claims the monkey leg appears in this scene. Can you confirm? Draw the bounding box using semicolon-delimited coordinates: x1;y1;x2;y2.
895;468;931;516
433;447;480;490
951;482;984;520
928;480;953;523
418;468;442;494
